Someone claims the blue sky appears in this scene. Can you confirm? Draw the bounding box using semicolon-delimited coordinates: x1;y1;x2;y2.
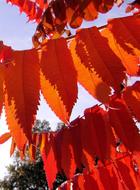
0;0;132;179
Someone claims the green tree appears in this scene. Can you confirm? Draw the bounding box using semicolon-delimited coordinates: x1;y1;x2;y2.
0;151;67;190
0;120;66;190
32;120;51;133
0;151;48;190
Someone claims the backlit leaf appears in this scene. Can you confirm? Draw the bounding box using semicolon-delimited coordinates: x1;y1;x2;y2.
109;96;140;152
123;81;140;122
84;105;116;162
75;27;125;91
101;28;139;76
0;132;11;144
70;39;110;104
40;38;77;123
4;49;40;149
41;134;58;189
108;15;140;57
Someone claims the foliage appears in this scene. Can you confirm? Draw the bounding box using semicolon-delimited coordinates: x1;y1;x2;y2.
1;0;140;189
33;120;51;133
1;14;140;152
41;104;140;189
0;151;48;190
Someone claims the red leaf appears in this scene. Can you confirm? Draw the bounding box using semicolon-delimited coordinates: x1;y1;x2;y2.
84;105;116;162
0;43;13;116
108;15;140;57
60;128;76;178
52;130;63;172
98;0;114;13
83;2;98;21
0;66;4;116
7;0;44;22
70;39;110;104
97;164;122;190
4;49;40;149
123;81;140;122
40;38;77;123
66;7;83;29
0;45;13;64
109;96;140;152
101;28;139;76
69;119;83;169
75;27;125;91
132;152;140;186
36;0;48;9
73;174;85;190
52;0;66;23
84;172;99;190
116;156;140;190
77;117;95;171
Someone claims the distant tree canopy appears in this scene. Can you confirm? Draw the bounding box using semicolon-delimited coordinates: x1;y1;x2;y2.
0;120;66;190
32;120;51;133
32;120;65;133
0;151;48;190
0;151;67;190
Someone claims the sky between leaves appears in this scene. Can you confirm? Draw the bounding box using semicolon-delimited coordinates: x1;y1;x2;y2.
0;0;133;179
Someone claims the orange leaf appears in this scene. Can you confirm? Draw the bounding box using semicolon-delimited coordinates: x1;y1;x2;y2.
29;134;38;161
83;1;98;21
70;39;110;104
41;134;58;189
101;28;139;76
75;27;125;91
108;15;140;57
40;133;49;152
4;49;40;149
40;38;77;123
10;138;16;157
0;132;11;144
5;93;27;151
66;7;83;29
36;0;48;9
123;81;140;122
